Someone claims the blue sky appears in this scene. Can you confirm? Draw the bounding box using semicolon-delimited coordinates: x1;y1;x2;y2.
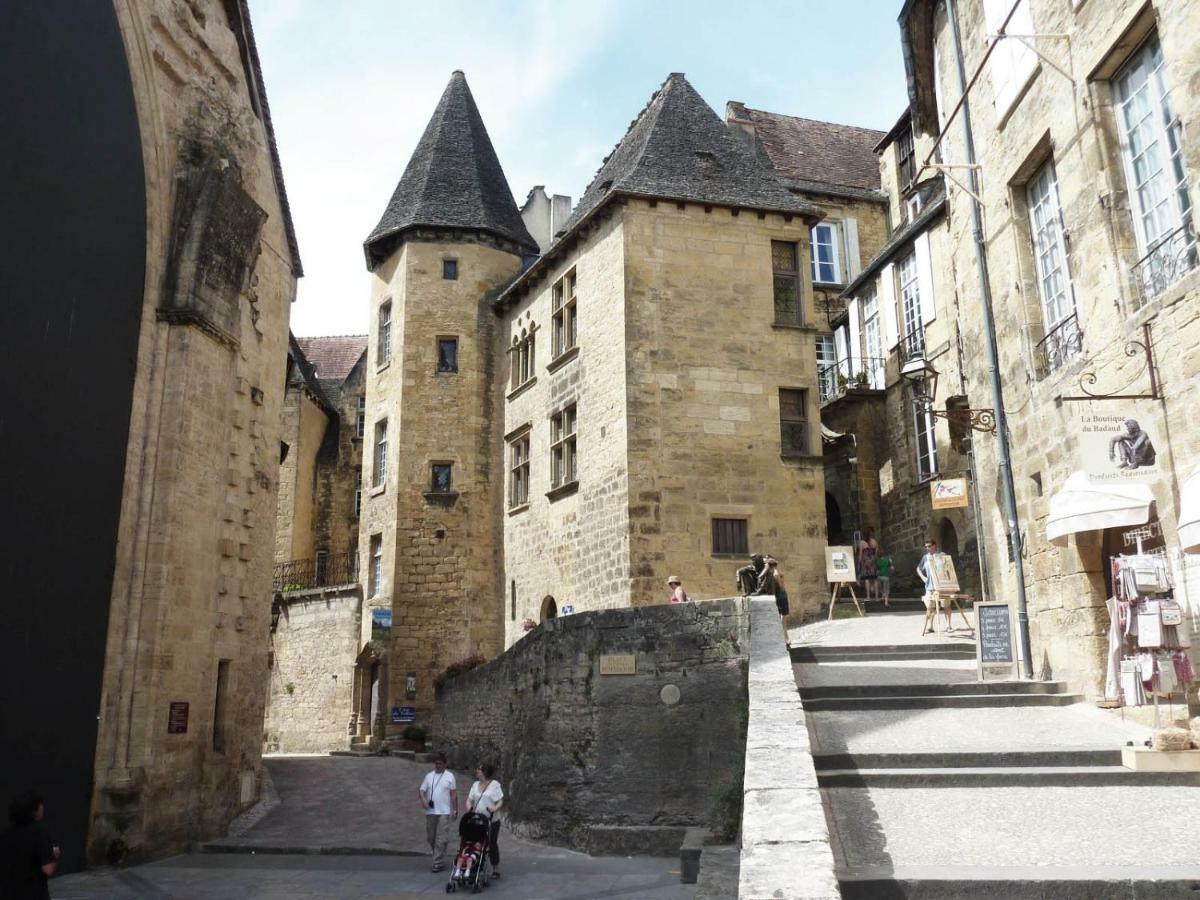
254;0;909;336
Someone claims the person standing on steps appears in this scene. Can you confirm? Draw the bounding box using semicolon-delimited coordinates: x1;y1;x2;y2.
858;527;880;603
876;552;894;607
763;556;791;643
419;752;457;873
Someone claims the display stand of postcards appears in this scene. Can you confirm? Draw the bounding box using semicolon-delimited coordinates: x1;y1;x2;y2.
1108;539;1194;727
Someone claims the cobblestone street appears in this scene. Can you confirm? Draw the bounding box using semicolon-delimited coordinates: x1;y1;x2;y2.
52;756;694;899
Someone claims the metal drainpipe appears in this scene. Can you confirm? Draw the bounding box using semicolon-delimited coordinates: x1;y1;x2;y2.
946;0;1034;677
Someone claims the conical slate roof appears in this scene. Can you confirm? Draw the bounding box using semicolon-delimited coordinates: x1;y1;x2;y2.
558;73;820;237
364;71;537;269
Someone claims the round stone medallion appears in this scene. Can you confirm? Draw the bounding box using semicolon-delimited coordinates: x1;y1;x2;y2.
660;684;681;706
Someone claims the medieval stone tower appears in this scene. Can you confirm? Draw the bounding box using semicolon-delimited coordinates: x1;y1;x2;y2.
359;71;537;724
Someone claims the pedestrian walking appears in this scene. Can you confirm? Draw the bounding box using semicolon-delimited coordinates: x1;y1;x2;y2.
419;752;457;873
466;763;505;878
876;552;894;606
666;575;689;604
0;790;59;900
763;556;791;642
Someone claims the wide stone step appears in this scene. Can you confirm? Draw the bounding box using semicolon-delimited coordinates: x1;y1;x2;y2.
839;867;1200;899
791;643;976;662
818;765;1200;788
802;691;1083;711
813;749;1123;769
799;680;1067;700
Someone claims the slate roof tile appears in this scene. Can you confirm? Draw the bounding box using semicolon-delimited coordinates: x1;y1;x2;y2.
363;71;537;268
295;335;368;383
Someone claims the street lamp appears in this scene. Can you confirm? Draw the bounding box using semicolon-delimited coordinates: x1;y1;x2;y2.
900;357;997;434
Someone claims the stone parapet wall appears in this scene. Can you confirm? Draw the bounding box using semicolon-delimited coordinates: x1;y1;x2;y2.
430;598;750;853
739;598;840;899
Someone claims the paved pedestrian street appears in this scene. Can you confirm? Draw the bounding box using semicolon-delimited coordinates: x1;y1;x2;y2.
52;756;694;899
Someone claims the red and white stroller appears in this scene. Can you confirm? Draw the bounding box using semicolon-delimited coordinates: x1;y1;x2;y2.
446;812;491;893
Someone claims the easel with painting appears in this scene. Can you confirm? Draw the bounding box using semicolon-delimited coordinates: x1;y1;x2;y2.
826;546;864;619
921;552;974;635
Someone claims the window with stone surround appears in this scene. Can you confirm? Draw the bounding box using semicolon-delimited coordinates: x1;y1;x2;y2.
430;463;453;494
898;252;924;359
712;518;749;556
551;270;577;358
772;240;802;325
550;404;577;488
896;126;916;189
1114;34;1196;302
510;327;535;390
378;300;392;365
779;388;810;457
213;659;230;753
810;223;841;284
509;432;530;508
1025;159;1080;374
355;396;366;439
436;337;458;374
373;419;387;487
913;399;938;481
443;258;458;280
368;534;382;597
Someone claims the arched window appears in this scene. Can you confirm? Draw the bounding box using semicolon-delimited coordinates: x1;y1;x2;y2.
540;595;558;623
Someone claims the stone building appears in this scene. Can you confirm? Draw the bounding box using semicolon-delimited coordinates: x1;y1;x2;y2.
2;0;299;870
359;69;892;723
891;0;1200;697
266;334;368;753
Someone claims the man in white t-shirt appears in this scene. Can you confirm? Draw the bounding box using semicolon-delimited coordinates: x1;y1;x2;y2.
418;752;458;872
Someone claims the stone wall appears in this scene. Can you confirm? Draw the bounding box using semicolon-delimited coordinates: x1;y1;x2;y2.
90;0;298;865
622;201;829;617
275;387;329;564
264;587;361;753
361;236;523;722
430;598;750;854
924;0;1200;696
498;209;632;643
314;358;365;568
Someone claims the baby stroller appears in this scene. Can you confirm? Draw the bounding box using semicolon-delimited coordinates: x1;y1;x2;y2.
446;812;491;893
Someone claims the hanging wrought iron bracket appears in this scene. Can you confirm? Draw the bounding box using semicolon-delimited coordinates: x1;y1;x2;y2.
1057;322;1161;402
931;407;998;434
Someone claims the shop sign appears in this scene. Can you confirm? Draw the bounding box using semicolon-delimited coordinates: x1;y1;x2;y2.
975;601;1017;681
930;477;969;509
1077;403;1162;484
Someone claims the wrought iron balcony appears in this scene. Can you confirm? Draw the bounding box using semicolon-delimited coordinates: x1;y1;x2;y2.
898;328;926;364
273;550;358;593
818;357;887;403
1034;312;1083;379
1131;222;1198;308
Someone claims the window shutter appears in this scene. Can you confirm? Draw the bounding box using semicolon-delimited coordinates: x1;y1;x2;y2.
880;263;899;349
915;232;937;325
984;0;1037;119
843;218;861;280
847;298;861;373
834;326;848;367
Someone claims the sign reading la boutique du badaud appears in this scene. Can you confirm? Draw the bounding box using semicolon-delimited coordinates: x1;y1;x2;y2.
1077;403;1162;485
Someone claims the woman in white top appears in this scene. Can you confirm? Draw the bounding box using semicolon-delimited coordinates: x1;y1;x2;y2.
466;762;504;877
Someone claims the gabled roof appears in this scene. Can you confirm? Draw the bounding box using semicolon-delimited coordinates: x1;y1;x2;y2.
363;71;537;269
296;335;367;382
286;333;336;415
726;102;886;195
558;73;821;237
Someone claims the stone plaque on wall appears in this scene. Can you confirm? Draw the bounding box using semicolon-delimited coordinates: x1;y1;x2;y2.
599;653;636;675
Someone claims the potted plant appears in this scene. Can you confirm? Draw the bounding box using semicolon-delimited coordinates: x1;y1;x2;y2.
522;617;536;633
401;724;427;752
854;370;869;388
836;372;848;392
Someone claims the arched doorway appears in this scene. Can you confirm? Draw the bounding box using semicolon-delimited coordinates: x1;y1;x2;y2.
939;519;960;558
825;492;843;544
540;595;558;623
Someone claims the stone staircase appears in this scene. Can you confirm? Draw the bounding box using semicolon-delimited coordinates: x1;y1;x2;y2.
791;606;1200;899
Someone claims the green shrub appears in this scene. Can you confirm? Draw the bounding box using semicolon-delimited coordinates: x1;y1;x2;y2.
710;780;743;843
402;724;427;742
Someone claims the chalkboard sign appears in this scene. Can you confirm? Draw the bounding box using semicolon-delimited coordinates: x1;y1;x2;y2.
975;601;1016;681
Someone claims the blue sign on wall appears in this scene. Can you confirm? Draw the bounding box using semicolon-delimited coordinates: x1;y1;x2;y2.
372;608;392;641
392;706;416;724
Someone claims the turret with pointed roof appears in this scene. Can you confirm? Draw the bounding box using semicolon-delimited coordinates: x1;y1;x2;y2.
363;70;537;269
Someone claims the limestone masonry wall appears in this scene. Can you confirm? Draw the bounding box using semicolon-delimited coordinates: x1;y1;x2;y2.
431;599;749;854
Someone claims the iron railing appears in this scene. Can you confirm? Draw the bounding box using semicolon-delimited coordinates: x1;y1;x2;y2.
898;328;926;363
818;357;888;403
1131;222;1198;308
1034;311;1083;378
273;550;358;593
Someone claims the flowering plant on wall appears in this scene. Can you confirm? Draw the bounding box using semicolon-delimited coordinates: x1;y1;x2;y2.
522;617;535;632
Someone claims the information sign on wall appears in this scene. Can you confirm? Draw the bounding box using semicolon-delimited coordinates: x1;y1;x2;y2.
372;608;392;641
167;701;189;734
599;653;636;675
930;477;969;509
392;706;416;724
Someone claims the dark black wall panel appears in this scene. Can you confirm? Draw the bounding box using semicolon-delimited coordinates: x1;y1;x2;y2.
0;2;146;874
